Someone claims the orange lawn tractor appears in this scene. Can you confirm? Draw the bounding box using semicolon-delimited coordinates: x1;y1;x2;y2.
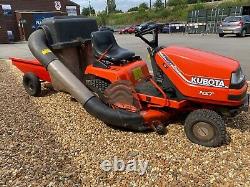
12;17;249;147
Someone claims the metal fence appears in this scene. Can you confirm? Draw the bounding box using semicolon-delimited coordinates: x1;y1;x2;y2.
186;6;250;34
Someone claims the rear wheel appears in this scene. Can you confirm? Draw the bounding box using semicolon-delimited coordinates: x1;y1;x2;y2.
184;109;226;147
219;33;224;37
23;73;41;97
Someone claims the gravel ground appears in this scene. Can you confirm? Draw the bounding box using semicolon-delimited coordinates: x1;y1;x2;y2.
0;59;250;186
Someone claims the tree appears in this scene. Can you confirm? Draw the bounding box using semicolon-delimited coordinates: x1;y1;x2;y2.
139;3;149;10
186;0;210;3
114;9;123;13
154;0;164;9
128;7;139;12
98;12;108;26
128;3;148;12
168;0;187;6
107;0;117;13
193;0;205;10
81;6;95;16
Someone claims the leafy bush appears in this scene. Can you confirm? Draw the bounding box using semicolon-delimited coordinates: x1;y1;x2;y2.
96;0;250;26
218;0;250;8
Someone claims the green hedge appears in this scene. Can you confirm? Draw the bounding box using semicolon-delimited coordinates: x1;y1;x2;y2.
218;0;250;8
95;0;250;26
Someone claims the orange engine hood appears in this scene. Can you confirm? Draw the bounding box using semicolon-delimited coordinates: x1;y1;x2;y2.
160;46;240;79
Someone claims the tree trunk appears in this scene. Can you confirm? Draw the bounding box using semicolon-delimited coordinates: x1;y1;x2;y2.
106;0;109;15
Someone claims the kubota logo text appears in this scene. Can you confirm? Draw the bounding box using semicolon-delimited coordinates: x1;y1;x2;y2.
191;77;226;88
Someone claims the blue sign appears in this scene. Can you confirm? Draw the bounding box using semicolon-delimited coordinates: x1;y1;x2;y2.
2;5;12;16
32;13;53;30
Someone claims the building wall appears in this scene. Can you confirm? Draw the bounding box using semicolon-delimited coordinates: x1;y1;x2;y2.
0;0;69;12
0;4;19;42
0;0;80;43
15;11;66;41
0;28;8;43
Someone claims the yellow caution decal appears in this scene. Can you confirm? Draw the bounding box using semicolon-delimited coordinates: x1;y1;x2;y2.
132;67;143;81
41;48;52;55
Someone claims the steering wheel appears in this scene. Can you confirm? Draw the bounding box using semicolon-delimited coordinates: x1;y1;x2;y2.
135;25;159;49
135;25;159;37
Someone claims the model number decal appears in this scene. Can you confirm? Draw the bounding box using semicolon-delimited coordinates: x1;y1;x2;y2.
191;77;226;88
199;91;214;96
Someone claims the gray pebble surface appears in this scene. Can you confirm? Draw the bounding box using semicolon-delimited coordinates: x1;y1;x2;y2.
0;60;249;186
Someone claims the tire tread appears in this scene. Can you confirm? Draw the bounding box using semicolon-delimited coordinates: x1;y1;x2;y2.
184;109;226;147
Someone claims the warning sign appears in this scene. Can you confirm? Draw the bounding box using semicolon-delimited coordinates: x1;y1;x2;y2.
54;1;61;10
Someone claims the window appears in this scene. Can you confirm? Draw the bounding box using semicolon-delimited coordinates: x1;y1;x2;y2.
224;16;242;22
243;16;250;22
66;6;77;16
7;30;14;41
246;16;250;22
1;4;12;16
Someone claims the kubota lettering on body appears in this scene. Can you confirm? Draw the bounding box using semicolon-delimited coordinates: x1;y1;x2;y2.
191;77;226;88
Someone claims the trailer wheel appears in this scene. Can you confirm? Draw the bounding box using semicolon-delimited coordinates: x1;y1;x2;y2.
23;73;41;97
184;109;226;147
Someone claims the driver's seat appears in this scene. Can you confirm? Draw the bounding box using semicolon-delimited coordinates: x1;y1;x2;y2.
91;31;135;63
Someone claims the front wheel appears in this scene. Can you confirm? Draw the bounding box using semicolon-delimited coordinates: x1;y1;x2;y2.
240;29;247;37
219;33;224;37
184;109;226;147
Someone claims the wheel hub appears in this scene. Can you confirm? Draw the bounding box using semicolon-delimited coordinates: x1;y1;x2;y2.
28;81;34;91
192;122;215;141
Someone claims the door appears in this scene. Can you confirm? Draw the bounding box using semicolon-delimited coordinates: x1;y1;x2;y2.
244;16;250;33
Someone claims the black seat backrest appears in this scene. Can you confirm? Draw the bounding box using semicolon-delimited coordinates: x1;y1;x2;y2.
91;31;117;55
91;30;137;66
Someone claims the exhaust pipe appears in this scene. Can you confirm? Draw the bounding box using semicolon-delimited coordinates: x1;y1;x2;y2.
28;29;148;131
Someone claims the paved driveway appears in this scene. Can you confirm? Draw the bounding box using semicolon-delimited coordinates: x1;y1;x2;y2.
1;34;250;77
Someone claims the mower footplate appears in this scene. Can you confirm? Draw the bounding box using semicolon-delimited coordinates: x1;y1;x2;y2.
225;94;249;117
241;94;250;112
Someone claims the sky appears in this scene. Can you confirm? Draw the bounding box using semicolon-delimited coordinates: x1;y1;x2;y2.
72;0;149;12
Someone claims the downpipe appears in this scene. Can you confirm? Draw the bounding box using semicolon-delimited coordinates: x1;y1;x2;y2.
28;28;148;131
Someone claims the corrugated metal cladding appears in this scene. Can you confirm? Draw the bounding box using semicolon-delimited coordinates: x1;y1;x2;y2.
0;0;80;43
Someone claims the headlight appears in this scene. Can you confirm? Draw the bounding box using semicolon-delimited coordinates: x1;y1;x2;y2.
231;67;245;85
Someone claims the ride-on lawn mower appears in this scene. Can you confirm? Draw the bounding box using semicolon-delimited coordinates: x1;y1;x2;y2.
12;17;249;147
